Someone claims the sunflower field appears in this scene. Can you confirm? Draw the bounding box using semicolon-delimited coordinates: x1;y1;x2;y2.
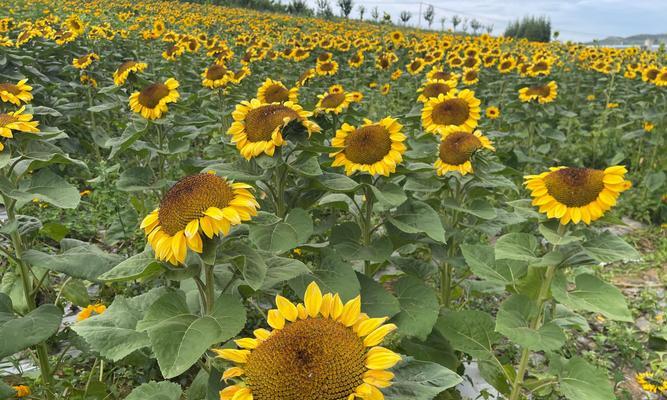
1;0;666;399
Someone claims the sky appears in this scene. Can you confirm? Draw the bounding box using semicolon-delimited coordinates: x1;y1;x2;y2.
293;0;667;42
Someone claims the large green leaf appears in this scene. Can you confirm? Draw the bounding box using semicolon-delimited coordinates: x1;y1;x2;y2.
549;356;615;400
495;233;539;262
137;290;246;378
98;249;165;282
441;198;497;220
0;304;62;358
461;244;527;287
580;231;640;263
495;294;565;351
384;359;462;400
357;273;400;319
388;200;446;243
223;243;267;290
10;169;80;209
317;172;361;192
369;182;407;208
436;310;501;357
125;381;182;400
261;257;310;290
23;242;122;282
290;249;360;301
400;329;459;371
72;288;167;361
551;273;632;322
249;221;299;253
391;275;439;341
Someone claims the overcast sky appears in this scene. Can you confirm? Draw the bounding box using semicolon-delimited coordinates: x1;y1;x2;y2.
293;0;666;42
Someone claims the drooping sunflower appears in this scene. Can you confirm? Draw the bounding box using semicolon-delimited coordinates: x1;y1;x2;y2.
129;78;180;120
518;81;558;104
257;78;298;104
295;68;316;87
524;166;631;225
228;99;320;160
228;66;251;85
316;60;339;76
202;63;232;88
315;91;355;115
72;53;99;69
417;79;455;103
215;281;402;400
0;79;33;105
112;61;148;86
434;129;494;176
330;117;406;177
0;106;40;151
141;173;259;265
421;89;481;135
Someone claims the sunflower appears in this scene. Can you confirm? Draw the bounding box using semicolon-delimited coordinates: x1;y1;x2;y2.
389;30;404;45
461;67;479;85
141;173;259;265
349;91;364;103
202;63;232;88
129;78;180;120
113;61;148;86
380;84;391;96
315;91;354;115
406;58;425;75
422;89;481;135
162;44;185;60
229;66;251;85
329;84;344;94
330;117;406;177
497;57;516;73
348;51;364;68
0;106;40;151
257;78;298;104
434;129;494;176
228;100;320;160
295;68;316;87
417;79;455;103
655;67;667;87
215;281;402;400
0;79;33;105
426;67;459;84
390;69;403;81
485;106;500;119
76;304;106;321
72;53;99;69
12;385;30;398
641;65;660;83
524;166;631;225
316;60;339;76
518;81;558;104
643;122;655;132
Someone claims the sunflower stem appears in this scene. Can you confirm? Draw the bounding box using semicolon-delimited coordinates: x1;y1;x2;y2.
204;264;216;314
508;224;565;400
362;184;375;276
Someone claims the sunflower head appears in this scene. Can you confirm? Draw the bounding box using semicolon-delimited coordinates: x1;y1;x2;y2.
524;166;631;225
315;91;353;114
216;281;401;400
129;78;180;119
417;79;454;103
202;63;232;88
434;130;494;176
422;89;481;134
0;79;33;106
485;106;500;119
141;173;259;265
257;78;298;104
518;81;557;104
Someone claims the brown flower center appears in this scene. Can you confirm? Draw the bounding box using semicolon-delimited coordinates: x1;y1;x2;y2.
431;98;470;126
431;71;453;80
439;131;482;165
0;114;19;126
422;83;452;99
138;83;170;108
319;62;334;72
0;83;20;95
526;85;551;98
245;104;300;142
344;124;392;165
158;174;234;235
543;168;605;207
320;93;346;109
206;64;228;81
262;84;290;103
117;61;138;75
245;318;366;400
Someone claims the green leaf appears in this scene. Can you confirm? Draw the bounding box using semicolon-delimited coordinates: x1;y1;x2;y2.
10;169;80;209
0;293;13;324
224;243;267;290
461;244;527;287
436;310;500;357
72;289;167;361
495;294;565;351
125;381;182;400
61;279;90;307
357;273;400;319
285;208;313;244
116;166;167;192
580;231;640;263
551;273;632;322
549;356;615;400
400;329;459;371
290;250;360;301
23;243;122;282
88;102;120;113
442;198;497;220
0;304;62;358
384;359;462;400
98;249;165;282
369;183;407;208
289;154;322;176
0;381;16;398
318;172;361;192
391;275;439;341
261;257;310;290
388;200;446;243
40;222;69;242
249;222;299;253
495;233;539;262
332;222;393;262
137;290;246;378
538;223;583;245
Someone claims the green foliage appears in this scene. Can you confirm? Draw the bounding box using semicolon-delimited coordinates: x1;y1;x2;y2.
504;16;552;42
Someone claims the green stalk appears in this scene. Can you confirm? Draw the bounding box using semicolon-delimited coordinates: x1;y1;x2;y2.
204;264;216;314
362;185;375;276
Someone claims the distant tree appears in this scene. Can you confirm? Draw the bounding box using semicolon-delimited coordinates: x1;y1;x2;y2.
287;0;312;15
337;0;353;18
316;0;334;19
504;16;551;42
358;5;365;21
451;15;461;31
371;6;379;22
440;16;446;31
461;17;468;32
470;18;481;35
553;31;560;40
382;12;392;24
399;10;412;25
423;5;435;28
485;24;494;34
